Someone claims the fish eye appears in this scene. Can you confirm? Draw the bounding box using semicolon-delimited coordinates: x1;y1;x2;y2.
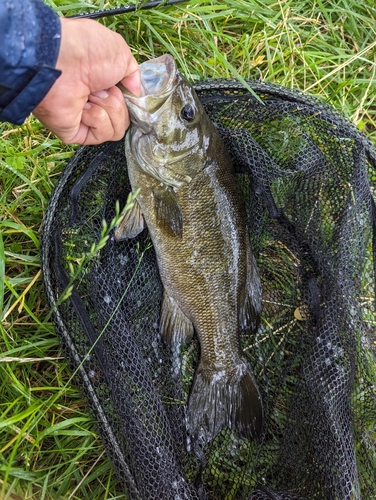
181;104;195;122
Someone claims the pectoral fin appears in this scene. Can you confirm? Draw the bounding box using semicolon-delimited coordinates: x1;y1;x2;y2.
153;185;183;238
114;198;144;241
160;292;194;347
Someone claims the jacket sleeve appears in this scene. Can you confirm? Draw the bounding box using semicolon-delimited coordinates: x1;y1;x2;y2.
0;0;62;125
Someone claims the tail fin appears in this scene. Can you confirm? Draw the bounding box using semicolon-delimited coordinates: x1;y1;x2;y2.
187;359;263;443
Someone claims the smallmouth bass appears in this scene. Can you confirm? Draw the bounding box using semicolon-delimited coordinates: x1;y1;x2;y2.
116;54;263;443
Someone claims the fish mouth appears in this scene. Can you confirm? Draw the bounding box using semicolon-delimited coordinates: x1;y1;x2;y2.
138;54;177;97
120;54;179;118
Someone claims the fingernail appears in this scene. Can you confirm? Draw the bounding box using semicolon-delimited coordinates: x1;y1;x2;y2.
91;90;109;99
83;102;91;110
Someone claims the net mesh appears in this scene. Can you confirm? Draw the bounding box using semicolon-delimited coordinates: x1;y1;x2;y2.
41;80;376;500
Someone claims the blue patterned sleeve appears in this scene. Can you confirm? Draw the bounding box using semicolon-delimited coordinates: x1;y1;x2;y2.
0;0;62;124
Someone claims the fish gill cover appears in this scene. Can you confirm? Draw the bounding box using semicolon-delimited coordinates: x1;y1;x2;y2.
41;78;376;500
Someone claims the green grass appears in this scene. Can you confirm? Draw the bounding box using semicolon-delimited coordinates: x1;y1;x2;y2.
1;0;376;498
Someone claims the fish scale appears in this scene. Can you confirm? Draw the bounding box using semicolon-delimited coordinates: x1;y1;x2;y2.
117;54;263;444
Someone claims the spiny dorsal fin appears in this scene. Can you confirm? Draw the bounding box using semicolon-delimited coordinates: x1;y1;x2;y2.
114;198;144;241
153;185;183;237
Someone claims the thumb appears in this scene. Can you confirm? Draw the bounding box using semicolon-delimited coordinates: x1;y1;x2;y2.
120;67;141;97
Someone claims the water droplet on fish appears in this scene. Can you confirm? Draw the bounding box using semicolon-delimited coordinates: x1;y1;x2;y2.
104;294;111;304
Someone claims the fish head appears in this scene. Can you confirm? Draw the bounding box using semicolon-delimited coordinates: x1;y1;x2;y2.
122;54;214;188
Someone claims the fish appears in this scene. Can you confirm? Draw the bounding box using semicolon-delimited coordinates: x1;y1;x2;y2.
116;54;263;444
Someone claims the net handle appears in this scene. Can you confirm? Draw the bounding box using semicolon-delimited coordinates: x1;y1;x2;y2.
66;0;188;19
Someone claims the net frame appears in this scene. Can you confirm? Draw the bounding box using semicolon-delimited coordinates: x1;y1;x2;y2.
41;79;376;500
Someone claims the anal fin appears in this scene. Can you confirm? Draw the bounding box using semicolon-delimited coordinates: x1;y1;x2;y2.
160;292;194;347
114;197;144;241
153;185;183;238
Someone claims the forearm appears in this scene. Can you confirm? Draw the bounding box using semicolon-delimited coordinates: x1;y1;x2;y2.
0;0;61;124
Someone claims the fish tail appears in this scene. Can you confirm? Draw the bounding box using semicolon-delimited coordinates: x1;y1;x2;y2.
187;359;263;443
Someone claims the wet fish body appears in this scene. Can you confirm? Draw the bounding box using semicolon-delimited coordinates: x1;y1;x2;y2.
117;55;263;443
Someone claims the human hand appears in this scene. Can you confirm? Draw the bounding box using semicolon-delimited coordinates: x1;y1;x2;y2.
33;18;140;145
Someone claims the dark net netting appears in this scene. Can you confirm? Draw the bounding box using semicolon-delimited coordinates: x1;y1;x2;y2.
41;80;376;500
